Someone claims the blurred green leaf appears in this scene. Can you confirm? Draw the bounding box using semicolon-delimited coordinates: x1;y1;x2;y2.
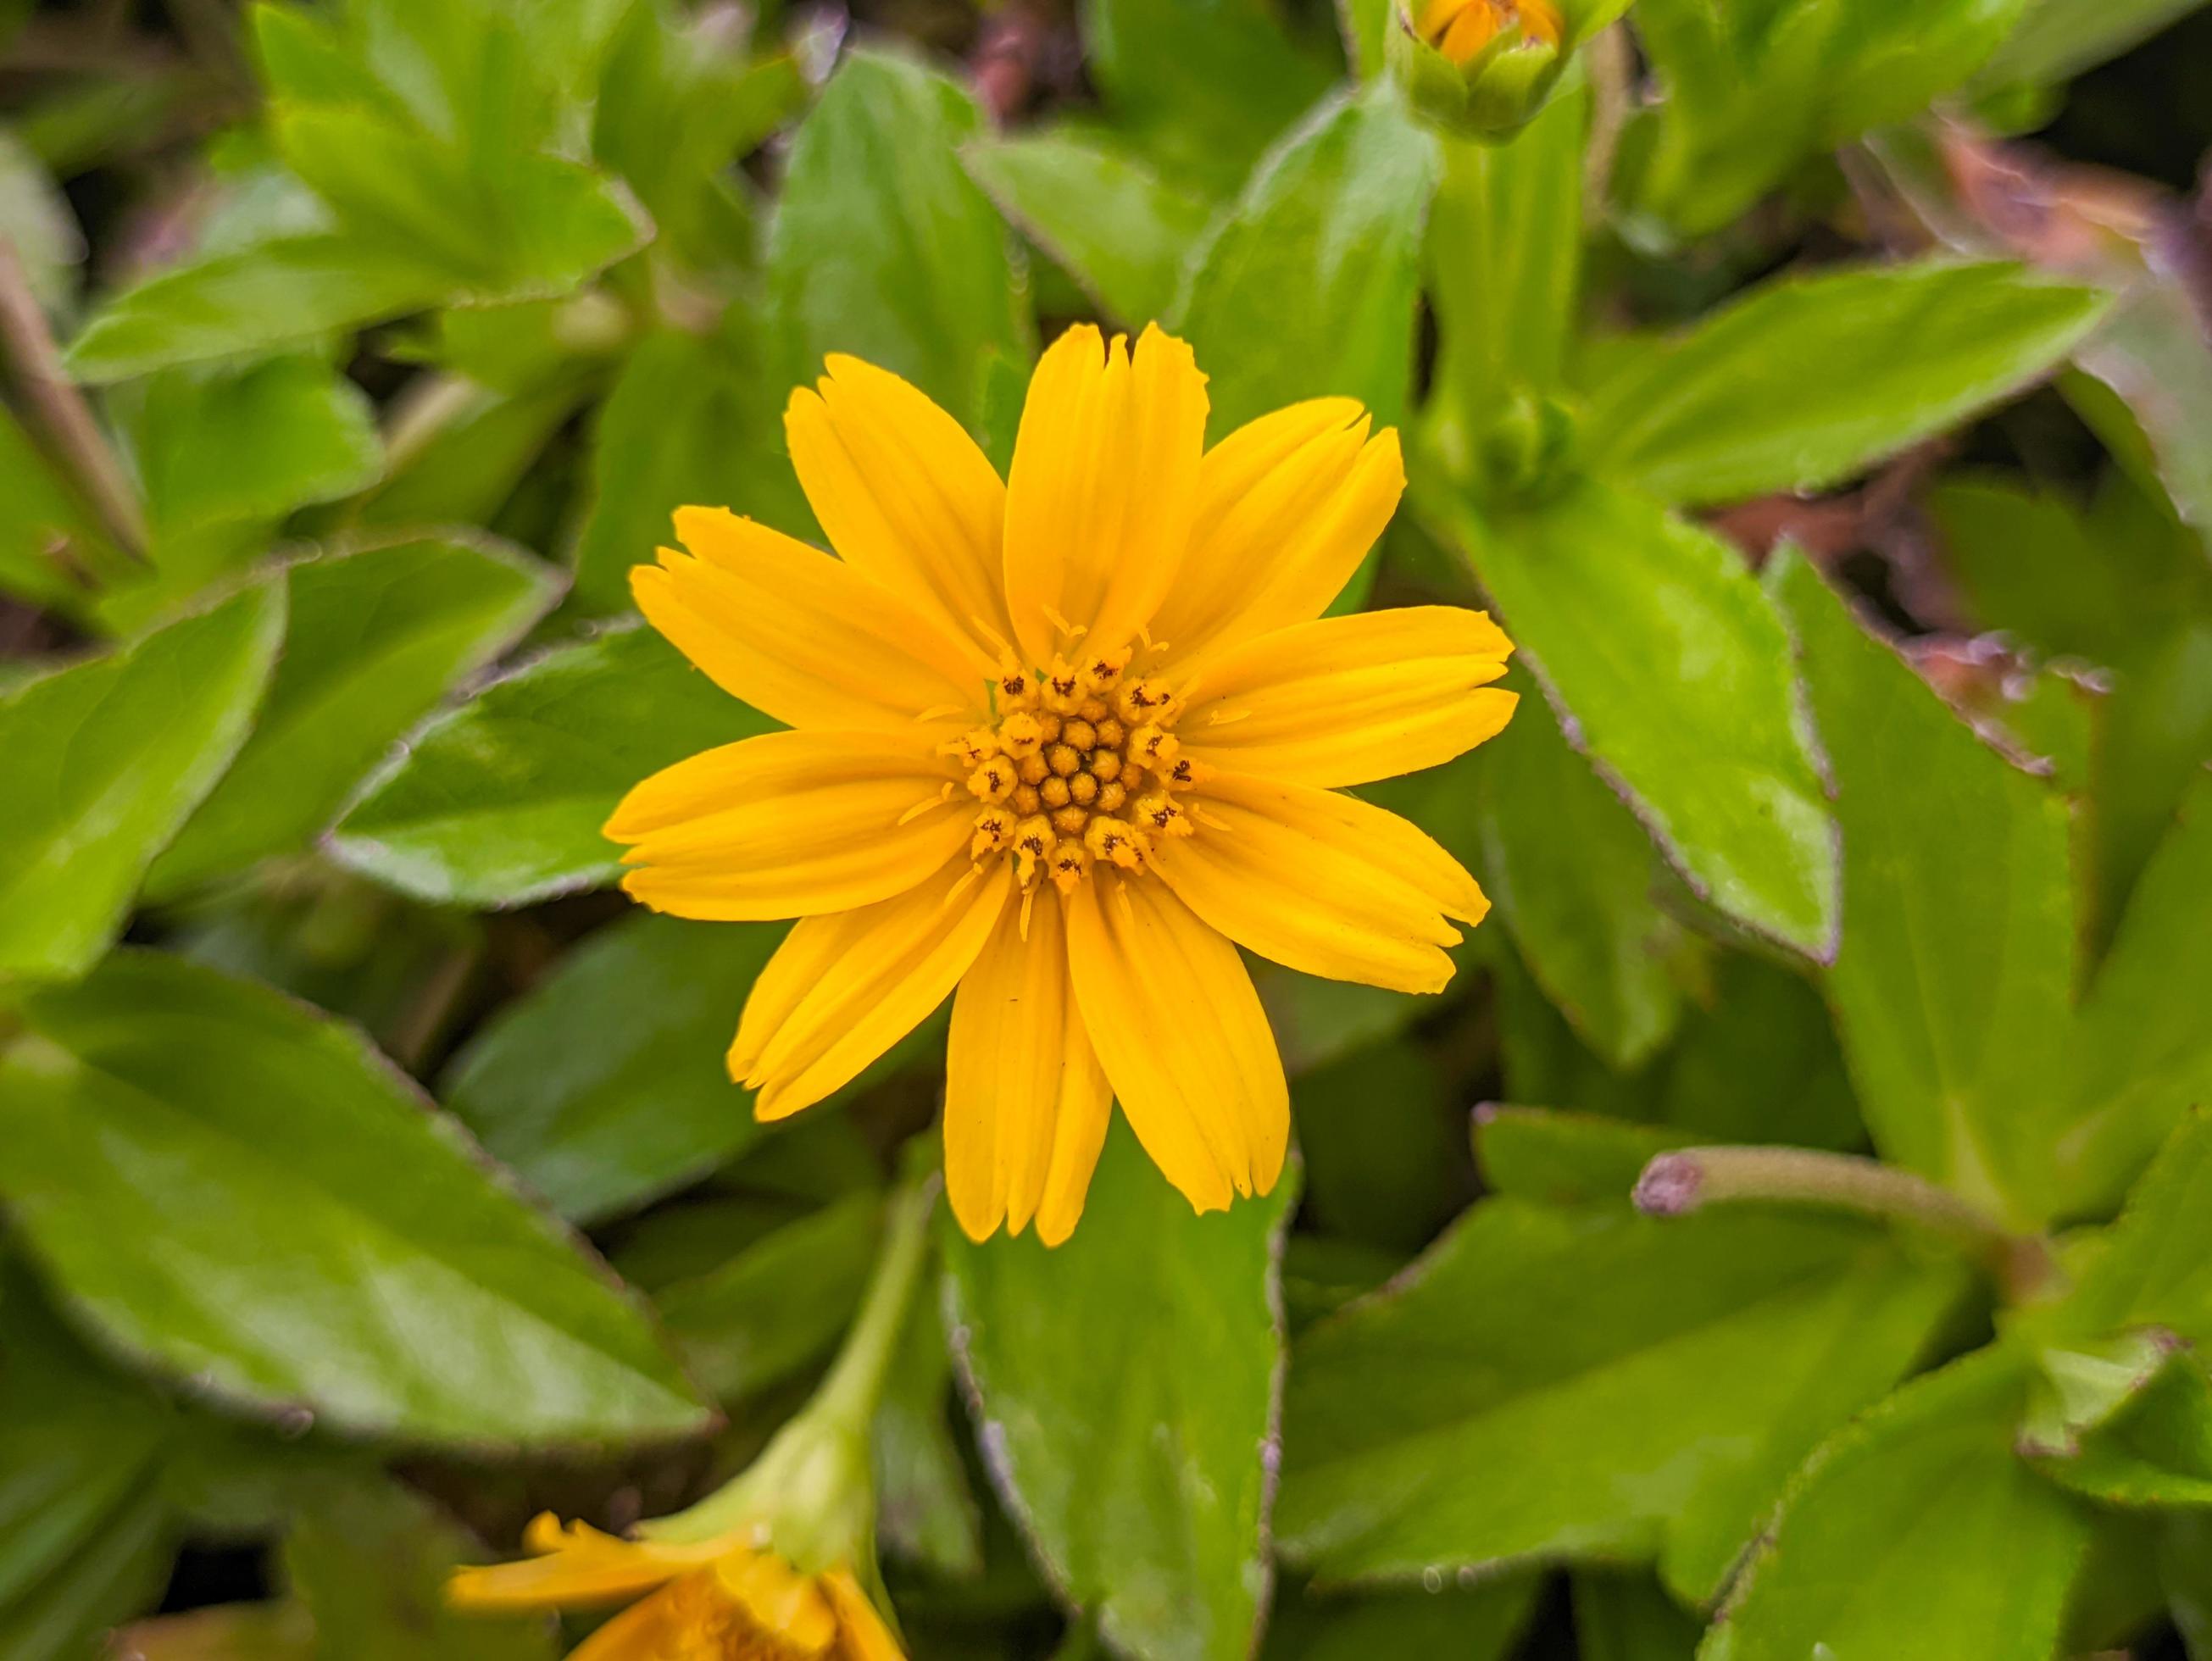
944;1120;1296;1661
1652;954;1864;1153
111;352;382;535
0;581;285;980
1084;0;1337;197
107;1603;319;1660
1276;1196;1966;1603
442;913;779;1223
147;535;560;897
1442;479;1838;956
1773;553;2076;1225
767;48;1026;429
1475;677;1690;1071
0;949;713;1447
962;129;1213;329
873;1292;987;1580
1702;1349;2091;1661
2053;1112;2212;1345
1177;83;1437;438
2034;1350;2212;1507
331;620;771;906
1262;1574;1540;1659
353;380;586;530
646;1191;881;1404
0;407;119;610
1473;1107;1693;1208
1977;0;2212;106
0;128;84;314
63;236;453;384
1295;1037;1469;1253
1581;262;2109;506
1572;1571;1704;1661
568;321;811;617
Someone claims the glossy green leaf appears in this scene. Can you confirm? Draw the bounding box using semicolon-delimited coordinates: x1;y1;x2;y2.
63;235;453;384
1703;1349;2092;1661
111;352;381;535
962;129;1213;328
647;1192;881;1404
148;536;560;898
1276;1197;1966;1603
0;581;285;980
568;322;812;616
442;913;779;1223
330;621;772;907
1084;0;1336;197
1263;1575;1540;1660
945;1119;1296;1661
1442;478;1838;956
1773;552;2076;1225
1475;675;1690;1071
1176;83;1437;438
0;950;712;1447
765;48;1025;428
1582;262;2109;506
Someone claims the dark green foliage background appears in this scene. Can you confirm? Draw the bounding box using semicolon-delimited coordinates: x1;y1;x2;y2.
3;0;2212;1656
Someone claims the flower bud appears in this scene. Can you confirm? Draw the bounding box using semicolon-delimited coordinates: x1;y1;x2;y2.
1391;0;1567;138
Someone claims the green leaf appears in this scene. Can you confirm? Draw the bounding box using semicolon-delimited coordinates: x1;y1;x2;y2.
1440;478;1838;956
568;322;813;616
147;536;560;898
2035;1350;2212;1508
330;620;772;907
442;913;778;1223
1572;1572;1705;1661
944;1119;1297;1661
1176;83;1438;438
2054;1112;2212;1345
962;129;1213;329
647;1192;881;1404
0;406;120;610
1083;0;1337;197
285;1477;557;1660
1295;1038;1470;1253
1473;1107;1694;1209
1474;675;1690;1070
1650;954;1865;1153
111;352;382;534
1263;1575;1540;1660
0;950;713;1447
1276;1196;1967;1603
1701;1349;2092;1661
872;1293;986;1578
0;128;84;314
0;581;285;980
1979;0;2209;85
1772;552;2076;1225
766;48;1025;428
0;1273;177;1659
1582;262;2110;506
63;235;453;384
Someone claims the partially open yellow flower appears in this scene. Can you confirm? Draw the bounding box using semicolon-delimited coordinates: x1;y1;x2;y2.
606;322;1516;1244
1417;0;1562;63
450;1514;901;1660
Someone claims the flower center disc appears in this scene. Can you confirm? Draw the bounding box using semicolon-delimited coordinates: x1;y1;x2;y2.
953;647;1202;893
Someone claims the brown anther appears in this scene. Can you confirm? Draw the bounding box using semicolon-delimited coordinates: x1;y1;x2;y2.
1046;743;1082;778
1040;775;1072;809
947;727;999;768
1050;803;1088;836
1164;755;1208;787
1000;711;1044;758
1136;791;1192;838
1012;783;1042;816
1091;750;1123;785
968;758;1015;803
1097;780;1128;814
996;652;1035;708
1013;815;1056;883
1069;772;1099;806
1049;842;1092;895
1084;815;1146;869
971;808;1014;857
1117;678;1176;724
1061;719;1098;751
1043;657;1085;714
1095;718;1126;749
1130;724;1178;769
1081;649;1131;696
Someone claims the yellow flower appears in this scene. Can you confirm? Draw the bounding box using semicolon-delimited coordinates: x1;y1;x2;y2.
449;1514;901;1660
1416;0;1562;63
606;323;1517;1244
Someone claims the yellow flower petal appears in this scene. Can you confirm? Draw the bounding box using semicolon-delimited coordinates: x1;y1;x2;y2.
1179;606;1518;786
717;1550;839;1651
1152;786;1464;994
946;889;1114;1243
607;731;970;921
731;856;1014;1120
1203;769;1492;926
1063;873;1287;1214
447;1516;697;1610
1002;324;1208;665
634;507;989;732
824;1568;909;1661
1146;399;1404;666
785;355;1015;661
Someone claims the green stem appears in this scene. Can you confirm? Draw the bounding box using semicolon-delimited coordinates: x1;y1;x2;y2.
814;1176;937;1432
1634;1145;2060;1302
